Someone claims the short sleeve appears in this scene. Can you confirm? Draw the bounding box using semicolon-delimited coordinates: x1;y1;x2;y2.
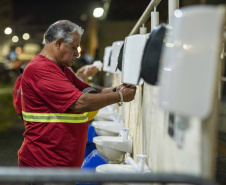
34;68;82;113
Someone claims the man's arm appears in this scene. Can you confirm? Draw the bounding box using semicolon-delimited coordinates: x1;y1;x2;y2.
93;86;114;94
69;86;136;112
93;84;125;94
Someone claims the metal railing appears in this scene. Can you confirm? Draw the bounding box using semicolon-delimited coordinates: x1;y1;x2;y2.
0;167;216;185
129;0;161;35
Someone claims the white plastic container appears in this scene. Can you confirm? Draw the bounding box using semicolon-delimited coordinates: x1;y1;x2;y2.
121;34;149;85
159;5;226;119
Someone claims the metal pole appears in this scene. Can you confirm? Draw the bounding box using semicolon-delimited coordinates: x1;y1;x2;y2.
0;167;216;185
129;0;162;35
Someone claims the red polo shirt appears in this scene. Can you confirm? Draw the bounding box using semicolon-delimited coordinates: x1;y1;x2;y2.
18;55;90;167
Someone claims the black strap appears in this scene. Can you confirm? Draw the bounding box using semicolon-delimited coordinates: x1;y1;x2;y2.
112;86;117;92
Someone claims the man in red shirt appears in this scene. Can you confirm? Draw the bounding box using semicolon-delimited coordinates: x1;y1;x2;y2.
18;20;136;168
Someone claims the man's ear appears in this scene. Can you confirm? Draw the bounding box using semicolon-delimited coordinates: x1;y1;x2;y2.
55;38;63;50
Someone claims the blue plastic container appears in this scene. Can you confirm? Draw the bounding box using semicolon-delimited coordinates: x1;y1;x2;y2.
77;149;108;185
84;142;96;159
84;124;98;158
87;124;98;143
81;149;108;170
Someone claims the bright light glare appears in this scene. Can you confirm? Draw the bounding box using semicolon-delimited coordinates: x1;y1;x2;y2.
166;43;174;47
12;36;19;42
164;67;172;72
23;33;30;40
78;46;81;53
183;44;192;50
93;7;104;18
4;27;12;35
174;9;183;18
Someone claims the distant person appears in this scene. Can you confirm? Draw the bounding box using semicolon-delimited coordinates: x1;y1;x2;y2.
18;20;136;168
12;65;26;119
75;60;102;83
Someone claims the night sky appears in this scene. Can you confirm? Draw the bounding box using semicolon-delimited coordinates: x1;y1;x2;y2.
12;0;154;26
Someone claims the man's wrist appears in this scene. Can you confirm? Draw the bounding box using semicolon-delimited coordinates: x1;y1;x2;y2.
118;90;123;106
113;86;117;92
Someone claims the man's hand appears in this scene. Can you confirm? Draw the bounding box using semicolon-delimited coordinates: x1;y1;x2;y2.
116;83;135;91
119;84;137;102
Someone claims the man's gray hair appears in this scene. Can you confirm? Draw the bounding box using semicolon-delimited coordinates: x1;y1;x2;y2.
43;20;84;44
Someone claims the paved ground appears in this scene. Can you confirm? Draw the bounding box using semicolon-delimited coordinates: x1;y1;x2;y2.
0;116;24;167
0;88;13;95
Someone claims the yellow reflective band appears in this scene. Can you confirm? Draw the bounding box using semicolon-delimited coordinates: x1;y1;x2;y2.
22;111;88;123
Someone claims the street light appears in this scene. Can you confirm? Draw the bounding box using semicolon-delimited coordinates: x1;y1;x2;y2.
93;7;104;18
4;27;12;35
23;33;30;40
12;36;19;42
